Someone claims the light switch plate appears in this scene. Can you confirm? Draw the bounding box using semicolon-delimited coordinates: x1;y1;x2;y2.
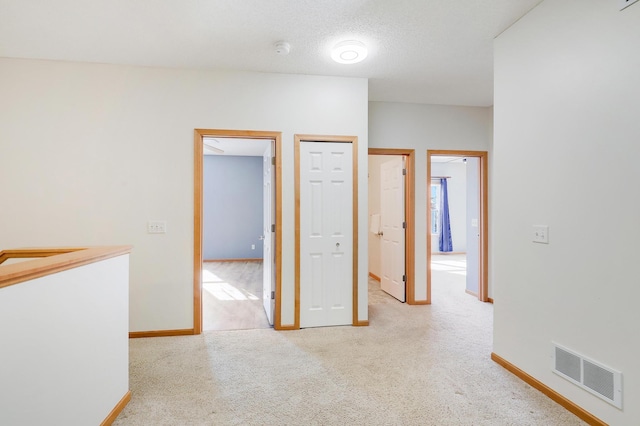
620;0;639;10
148;221;167;234
533;225;549;244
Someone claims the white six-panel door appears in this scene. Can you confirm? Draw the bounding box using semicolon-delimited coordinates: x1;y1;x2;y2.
380;157;406;302
262;143;275;325
299;141;353;328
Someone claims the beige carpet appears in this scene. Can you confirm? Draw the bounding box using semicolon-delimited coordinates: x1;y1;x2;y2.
114;256;585;425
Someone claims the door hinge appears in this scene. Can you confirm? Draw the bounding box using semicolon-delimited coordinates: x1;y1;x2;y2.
402;168;406;176
402;274;407;282
271;156;275;165
271;291;275;300
271;224;275;232
402;222;407;229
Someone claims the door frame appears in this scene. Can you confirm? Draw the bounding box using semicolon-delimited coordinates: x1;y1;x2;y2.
368;148;416;304
426;150;489;303
294;134;360;328
193;129;283;334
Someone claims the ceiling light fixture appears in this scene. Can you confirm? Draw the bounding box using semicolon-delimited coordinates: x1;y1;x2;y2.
204;143;224;154
331;40;368;64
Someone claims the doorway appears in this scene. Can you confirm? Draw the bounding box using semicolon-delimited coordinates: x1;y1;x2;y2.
367;149;416;304
427;150;489;304
194;129;282;334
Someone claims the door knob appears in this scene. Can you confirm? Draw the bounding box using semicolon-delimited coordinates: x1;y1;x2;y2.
259;235;265;240
336;242;340;249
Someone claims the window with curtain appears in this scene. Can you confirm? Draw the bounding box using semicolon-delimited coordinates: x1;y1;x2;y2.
438;177;453;252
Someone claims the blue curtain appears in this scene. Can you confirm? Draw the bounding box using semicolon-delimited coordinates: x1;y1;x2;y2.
439;178;453;252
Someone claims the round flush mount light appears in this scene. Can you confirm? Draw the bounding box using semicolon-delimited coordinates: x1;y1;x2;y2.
331;40;368;64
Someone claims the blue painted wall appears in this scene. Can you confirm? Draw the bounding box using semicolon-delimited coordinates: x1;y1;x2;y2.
203;155;263;259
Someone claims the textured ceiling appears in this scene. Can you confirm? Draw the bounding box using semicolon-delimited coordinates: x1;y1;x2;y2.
0;0;542;106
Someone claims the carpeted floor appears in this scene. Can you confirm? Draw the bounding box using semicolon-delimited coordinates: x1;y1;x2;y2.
113;256;585;425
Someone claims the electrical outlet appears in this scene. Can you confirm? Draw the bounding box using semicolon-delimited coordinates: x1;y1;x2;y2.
533;225;549;244
620;0;639;10
251;244;255;250
147;221;167;234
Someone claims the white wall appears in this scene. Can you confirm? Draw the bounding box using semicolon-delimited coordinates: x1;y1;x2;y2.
369;102;492;301
493;1;640;424
430;162;467;253
0;58;369;330
0;255;129;425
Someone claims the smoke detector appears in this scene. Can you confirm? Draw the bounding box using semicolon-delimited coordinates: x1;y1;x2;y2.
274;41;291;56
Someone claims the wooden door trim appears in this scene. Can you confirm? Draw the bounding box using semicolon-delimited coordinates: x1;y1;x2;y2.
295;134;359;328
427;150;489;303
368;148;416;304
194;129;283;334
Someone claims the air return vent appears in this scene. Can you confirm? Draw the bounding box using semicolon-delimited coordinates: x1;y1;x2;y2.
552;343;622;409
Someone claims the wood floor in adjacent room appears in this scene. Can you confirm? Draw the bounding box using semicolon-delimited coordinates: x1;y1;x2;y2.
202;260;270;331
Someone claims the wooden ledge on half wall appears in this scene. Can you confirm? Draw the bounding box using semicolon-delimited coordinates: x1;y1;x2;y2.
0;246;133;289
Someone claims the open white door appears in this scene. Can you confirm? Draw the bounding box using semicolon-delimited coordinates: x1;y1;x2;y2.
465;157;480;297
380;157;406;302
299;141;353;328
262;142;275;325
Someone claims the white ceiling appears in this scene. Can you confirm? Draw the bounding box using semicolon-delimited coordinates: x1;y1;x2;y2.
431;156;467;163
203;138;271;156
0;0;542;106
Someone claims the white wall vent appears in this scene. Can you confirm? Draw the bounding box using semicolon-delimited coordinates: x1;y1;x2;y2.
552;343;623;409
